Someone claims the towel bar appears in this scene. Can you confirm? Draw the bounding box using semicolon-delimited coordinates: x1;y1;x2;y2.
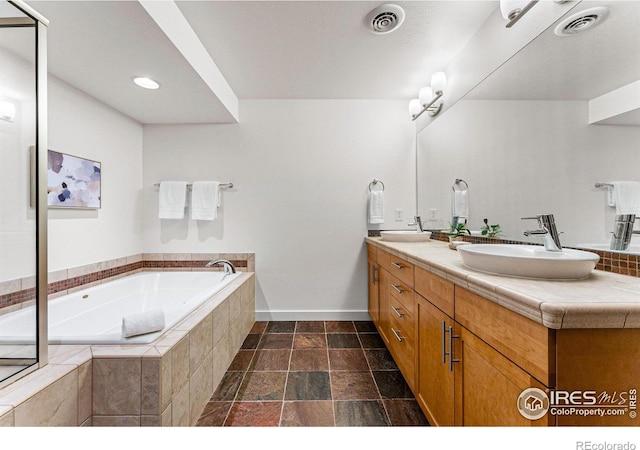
595;182;613;189
154;182;233;190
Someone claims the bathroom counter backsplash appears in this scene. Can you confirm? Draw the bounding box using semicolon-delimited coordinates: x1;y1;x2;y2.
0;253;255;316
366;236;640;330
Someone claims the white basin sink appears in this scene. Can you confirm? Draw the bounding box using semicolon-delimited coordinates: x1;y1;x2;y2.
457;244;600;280
380;231;432;242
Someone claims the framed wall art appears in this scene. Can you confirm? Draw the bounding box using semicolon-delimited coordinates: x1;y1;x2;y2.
47;150;101;209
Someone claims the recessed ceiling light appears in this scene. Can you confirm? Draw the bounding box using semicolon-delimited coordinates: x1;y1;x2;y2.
133;76;160;90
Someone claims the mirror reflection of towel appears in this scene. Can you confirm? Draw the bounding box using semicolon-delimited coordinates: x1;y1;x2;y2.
453;190;469;219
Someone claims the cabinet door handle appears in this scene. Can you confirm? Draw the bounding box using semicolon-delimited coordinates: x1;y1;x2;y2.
391;327;404;342
391;305;403;318
391;284;404;294
441;321;447;364
391;262;404;269
372;264;378;284
448;325;460;372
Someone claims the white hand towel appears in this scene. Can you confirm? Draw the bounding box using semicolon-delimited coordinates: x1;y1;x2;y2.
122;309;165;338
368;190;384;224
158;181;188;219
191;181;220;221
453;190;469;219
610;181;640;214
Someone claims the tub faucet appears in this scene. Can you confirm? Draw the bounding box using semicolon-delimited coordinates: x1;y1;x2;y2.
205;259;236;275
408;216;424;232
522;214;562;252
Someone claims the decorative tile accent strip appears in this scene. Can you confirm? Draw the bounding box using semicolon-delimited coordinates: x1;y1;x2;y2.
0;253;254;312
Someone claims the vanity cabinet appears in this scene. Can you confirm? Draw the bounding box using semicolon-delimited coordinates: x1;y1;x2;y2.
368;244;554;426
367;240;640;426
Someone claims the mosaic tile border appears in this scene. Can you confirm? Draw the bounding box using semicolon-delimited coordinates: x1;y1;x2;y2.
369;229;640;278
0;253;255;314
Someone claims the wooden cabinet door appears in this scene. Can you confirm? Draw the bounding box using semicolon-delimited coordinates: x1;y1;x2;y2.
367;259;379;324
416;296;455;426
454;325;553;426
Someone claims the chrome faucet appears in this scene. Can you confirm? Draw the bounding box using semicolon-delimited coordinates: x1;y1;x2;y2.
522;214;562;252
205;259;236;275
610;214;636;251
408;216;424;232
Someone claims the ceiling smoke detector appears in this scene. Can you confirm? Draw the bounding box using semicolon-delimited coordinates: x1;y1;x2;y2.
366;4;405;34
554;6;609;36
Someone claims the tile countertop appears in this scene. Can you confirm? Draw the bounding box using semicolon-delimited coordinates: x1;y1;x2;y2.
366;237;640;330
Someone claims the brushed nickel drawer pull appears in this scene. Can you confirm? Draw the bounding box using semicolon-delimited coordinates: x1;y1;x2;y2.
391;284;404;294
448;325;460;372
391;262;404;269
391;327;404;342
391;305;403;318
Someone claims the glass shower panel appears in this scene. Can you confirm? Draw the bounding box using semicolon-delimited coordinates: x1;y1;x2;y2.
0;4;38;384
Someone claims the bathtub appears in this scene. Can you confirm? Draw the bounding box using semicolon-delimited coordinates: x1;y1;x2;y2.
0;271;240;345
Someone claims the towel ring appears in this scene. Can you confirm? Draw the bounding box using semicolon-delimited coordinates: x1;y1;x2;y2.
452;178;468;192
369;179;385;192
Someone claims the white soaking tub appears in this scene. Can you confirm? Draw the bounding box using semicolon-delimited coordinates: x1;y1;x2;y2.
0;271;240;345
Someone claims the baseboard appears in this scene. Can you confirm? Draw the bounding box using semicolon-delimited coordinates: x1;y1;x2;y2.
255;309;372;322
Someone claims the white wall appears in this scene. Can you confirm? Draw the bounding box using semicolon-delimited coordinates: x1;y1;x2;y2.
142;100;415;320
418;99;640;247
47;77;144;272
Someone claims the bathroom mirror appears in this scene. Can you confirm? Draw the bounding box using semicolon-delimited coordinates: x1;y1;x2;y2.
0;1;47;387
417;0;640;252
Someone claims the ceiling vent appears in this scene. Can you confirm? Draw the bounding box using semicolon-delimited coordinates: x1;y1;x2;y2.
554;6;609;36
366;4;405;34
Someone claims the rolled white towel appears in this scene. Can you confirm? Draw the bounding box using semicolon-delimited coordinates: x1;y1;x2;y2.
122;309;166;338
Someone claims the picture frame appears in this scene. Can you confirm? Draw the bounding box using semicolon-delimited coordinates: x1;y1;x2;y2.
47;150;101;209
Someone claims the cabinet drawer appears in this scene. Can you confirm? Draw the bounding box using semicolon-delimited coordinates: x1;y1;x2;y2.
388;295;415;342
415;266;454;318
386;256;414;288
455;286;554;386
388;274;415;317
388;313;415;388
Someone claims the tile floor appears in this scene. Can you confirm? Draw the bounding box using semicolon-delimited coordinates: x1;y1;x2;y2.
196;320;430;427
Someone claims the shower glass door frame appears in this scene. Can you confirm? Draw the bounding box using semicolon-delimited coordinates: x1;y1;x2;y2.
0;0;48;388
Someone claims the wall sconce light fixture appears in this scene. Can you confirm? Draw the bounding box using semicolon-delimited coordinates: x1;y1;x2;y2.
0;100;16;122
409;71;446;121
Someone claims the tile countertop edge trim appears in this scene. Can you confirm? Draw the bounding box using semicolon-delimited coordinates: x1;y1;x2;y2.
365;237;640;330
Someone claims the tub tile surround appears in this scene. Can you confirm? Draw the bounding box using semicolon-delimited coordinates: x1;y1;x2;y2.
0;252;254;314
0;272;255;427
367;237;640;330
368;229;640;278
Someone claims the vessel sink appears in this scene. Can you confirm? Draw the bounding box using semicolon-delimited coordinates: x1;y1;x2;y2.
457;244;600;280
380;230;432;242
